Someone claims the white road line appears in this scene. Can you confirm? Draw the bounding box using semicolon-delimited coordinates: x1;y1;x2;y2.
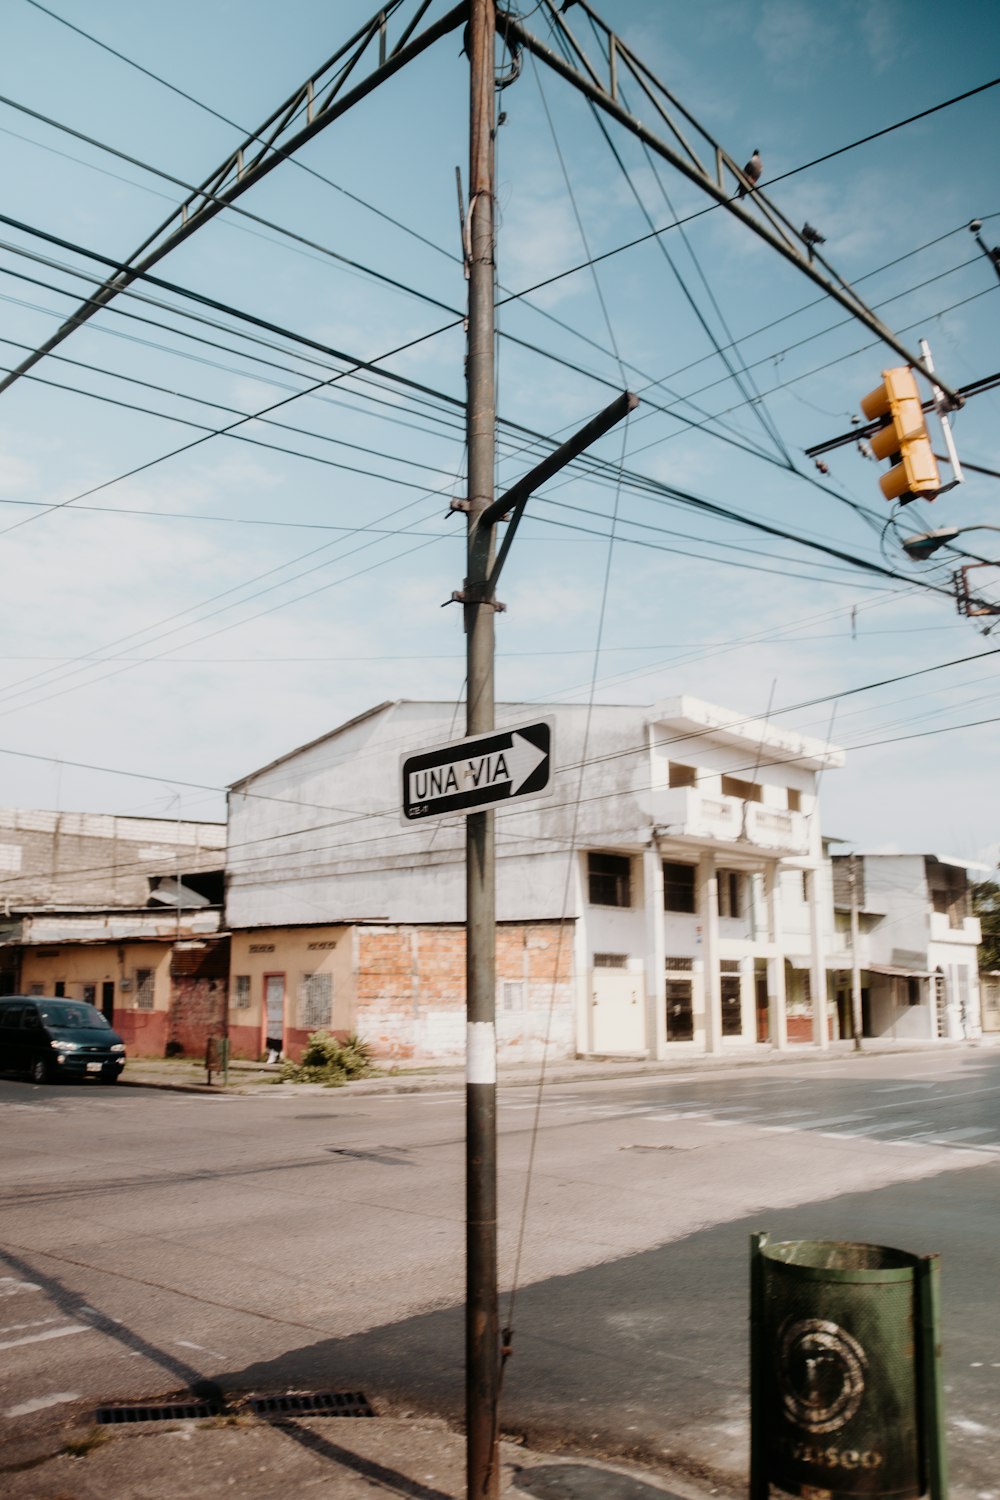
840;1119;927;1136
910;1126;997;1143
0;1277;42;1297
786;1112;875;1129
5;1392;80;1418
0;1324;90;1351
874;1082;939;1092
0;1317;62;1335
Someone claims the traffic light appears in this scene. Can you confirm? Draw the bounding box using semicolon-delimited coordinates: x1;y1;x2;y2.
860;366;940;503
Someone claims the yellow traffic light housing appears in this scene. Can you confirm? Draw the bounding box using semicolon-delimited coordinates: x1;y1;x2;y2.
861;366;940;503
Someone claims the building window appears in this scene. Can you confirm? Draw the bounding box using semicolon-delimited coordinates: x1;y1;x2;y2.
27;982;44;996
721;775;762;802
135;969;155;1010
718;870;743;919
668;762;697;789
233;975;251;1009
663;861;696;914
501;980;525;1011
787;787;801;813
721;975;742;1035
299;972;333;1031
666;979;694;1041
664;956;694;972
593;953;628;969
588;853;631;908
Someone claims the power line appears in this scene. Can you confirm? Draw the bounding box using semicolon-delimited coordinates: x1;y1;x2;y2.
3;641;998;885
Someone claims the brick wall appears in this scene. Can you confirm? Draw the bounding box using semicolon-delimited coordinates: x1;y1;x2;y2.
168;937;230;1057
355;921;576;1062
169;978;228;1057
0;808;223;909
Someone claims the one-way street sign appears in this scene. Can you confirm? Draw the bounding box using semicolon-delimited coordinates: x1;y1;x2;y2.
401;719;554;822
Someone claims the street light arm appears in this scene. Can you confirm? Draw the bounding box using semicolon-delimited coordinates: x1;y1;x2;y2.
902;524;1000;560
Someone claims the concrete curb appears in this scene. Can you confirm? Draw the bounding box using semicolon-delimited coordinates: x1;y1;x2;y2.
116;1037;986;1097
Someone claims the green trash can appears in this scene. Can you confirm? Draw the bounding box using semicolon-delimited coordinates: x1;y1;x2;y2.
750;1234;946;1500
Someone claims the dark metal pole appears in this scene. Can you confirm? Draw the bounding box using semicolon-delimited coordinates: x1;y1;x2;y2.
465;4;499;1498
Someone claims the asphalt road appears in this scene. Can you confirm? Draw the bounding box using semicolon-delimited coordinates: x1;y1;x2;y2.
1;1047;998;1495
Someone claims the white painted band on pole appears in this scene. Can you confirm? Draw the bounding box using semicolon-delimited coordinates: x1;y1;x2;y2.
466;1022;497;1085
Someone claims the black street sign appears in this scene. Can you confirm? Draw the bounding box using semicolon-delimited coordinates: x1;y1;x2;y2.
401;719;554;821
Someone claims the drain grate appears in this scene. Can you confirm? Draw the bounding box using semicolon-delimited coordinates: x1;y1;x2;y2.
248;1391;375;1418
96;1399;222;1424
95;1390;374;1425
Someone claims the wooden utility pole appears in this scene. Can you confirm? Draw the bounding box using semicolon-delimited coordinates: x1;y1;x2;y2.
465;3;500;1497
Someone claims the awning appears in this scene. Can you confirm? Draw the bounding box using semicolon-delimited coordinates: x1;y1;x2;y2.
866;963;931;979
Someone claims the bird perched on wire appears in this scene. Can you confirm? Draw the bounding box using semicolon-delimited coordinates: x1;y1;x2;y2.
802;222;826;261
737;149;762;198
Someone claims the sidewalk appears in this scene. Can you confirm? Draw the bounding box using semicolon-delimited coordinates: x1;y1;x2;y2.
6;1409;710;1500
117;1035;990;1096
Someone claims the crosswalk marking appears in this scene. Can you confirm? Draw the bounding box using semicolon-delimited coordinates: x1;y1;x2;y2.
0;1324;90;1352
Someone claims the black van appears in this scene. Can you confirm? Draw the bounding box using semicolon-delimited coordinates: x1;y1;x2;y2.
0;996;127;1084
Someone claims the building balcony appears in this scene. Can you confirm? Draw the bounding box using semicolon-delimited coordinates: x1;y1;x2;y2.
652;787;810;857
929;910;982;947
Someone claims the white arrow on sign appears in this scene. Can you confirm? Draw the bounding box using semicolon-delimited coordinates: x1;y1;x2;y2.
408;730;548;807
498;730;548;794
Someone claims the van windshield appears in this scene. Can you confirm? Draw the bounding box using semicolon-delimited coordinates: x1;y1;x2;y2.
37;1001;110;1030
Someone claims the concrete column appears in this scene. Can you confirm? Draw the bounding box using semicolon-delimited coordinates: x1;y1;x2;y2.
807;866;830;1050
572;854;592;1056
643;846;666;1059
765;863;788;1050
699;852;721;1054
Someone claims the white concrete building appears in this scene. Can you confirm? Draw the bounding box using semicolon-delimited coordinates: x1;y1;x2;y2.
226;697;845;1060
829;853;985;1040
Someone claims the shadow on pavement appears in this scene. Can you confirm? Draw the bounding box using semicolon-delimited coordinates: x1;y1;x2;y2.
270;1418;454;1500
511;1461;688;1499
218;1161;997;1489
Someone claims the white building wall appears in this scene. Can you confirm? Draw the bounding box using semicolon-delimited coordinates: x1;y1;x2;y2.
225;696;846;1057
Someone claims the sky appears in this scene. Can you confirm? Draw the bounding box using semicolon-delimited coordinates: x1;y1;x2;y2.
0;0;998;863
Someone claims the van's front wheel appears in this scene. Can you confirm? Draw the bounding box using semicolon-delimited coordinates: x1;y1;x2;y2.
30;1056;50;1085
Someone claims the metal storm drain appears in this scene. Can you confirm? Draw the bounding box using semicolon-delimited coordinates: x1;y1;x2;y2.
96;1398;222;1424
248;1391;375;1418
95;1389;374;1425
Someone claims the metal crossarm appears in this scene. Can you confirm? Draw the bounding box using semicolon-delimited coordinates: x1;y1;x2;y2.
498;0;959;404
0;0;466;401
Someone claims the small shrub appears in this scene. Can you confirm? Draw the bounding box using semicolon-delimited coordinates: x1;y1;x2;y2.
277;1030;376;1085
164;1039;185;1058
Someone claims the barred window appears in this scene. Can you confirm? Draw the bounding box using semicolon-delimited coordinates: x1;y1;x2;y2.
593;953;628;969
135;968;155;1011
233;975;251;1009
299;972;333;1030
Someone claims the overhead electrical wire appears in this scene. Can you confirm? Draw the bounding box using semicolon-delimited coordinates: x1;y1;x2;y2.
16;0;1000;405
552;6;792;467
0;36;983;732
2;626;997;883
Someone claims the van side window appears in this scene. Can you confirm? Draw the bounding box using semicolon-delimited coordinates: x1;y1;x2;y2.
22;1008;40;1029
0;1006;24;1028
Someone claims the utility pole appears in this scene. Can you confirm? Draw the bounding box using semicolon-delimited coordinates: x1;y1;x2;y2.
465;3;499;1498
460;14;635;1495
848;854;864;1052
